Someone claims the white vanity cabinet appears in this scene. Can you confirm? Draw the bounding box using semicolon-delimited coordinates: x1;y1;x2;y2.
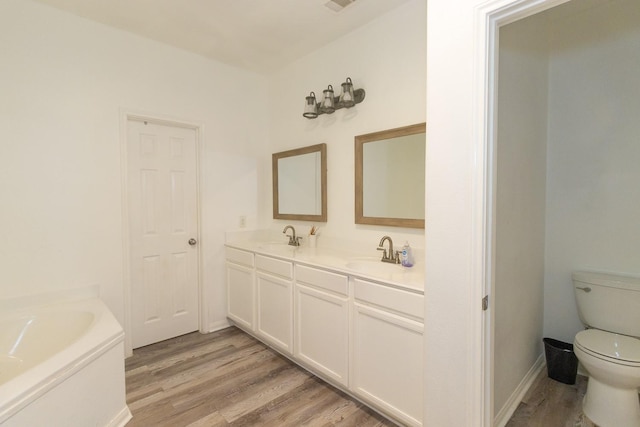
351;278;424;427
294;264;349;387
255;254;294;355
225;247;255;331
224;243;425;426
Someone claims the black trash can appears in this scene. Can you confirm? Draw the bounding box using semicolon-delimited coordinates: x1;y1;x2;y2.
543;338;578;385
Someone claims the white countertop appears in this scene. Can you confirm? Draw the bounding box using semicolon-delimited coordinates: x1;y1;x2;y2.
225;239;425;293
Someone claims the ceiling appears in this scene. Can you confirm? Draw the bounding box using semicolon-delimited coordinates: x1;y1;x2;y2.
32;0;413;74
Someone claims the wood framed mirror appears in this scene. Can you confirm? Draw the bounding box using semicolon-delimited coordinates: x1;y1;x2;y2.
273;143;327;222
355;123;426;228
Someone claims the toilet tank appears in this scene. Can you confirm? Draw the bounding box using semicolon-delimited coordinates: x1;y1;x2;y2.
573;271;640;337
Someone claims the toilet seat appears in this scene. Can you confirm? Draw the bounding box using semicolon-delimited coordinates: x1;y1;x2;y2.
575;329;640;366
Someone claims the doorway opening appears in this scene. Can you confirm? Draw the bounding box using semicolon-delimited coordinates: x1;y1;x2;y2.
480;0;640;424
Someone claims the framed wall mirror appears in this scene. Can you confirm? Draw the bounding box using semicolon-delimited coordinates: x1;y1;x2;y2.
273;143;327;222
355;123;426;228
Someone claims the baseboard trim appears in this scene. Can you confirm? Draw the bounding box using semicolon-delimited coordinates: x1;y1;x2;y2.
107;405;132;427
494;353;545;427
207;319;231;333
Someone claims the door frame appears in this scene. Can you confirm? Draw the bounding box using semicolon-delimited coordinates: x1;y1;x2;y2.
120;109;206;356
471;0;571;425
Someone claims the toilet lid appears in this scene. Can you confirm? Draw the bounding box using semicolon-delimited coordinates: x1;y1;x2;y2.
575;329;640;363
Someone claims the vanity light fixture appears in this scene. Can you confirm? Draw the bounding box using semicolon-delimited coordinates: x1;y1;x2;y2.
303;92;319;118
320;85;336;114
338;77;355;108
302;77;365;119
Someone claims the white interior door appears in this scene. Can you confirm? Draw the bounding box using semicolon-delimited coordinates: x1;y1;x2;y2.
127;119;199;349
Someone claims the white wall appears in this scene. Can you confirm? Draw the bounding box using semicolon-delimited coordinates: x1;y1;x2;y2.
265;0;427;250
494;13;548;420
0;0;267;330
425;0;487;423
544;0;640;343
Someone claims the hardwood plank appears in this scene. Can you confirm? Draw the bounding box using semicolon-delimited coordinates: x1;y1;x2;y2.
127;328;635;426
506;369;595;427
227;375;386;427
217;364;311;422
128;347;287;415
125;327;396;427
228;376;344;426
185;411;228;427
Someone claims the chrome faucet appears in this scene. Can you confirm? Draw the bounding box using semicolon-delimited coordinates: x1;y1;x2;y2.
283;225;302;247
377;235;400;264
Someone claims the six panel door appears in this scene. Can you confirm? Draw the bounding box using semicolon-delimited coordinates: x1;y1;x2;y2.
127;119;199;348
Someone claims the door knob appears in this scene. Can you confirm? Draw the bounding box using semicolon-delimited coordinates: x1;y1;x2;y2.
188;238;197;246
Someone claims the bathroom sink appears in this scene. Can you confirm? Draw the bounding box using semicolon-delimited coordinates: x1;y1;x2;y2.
345;259;403;275
257;242;296;252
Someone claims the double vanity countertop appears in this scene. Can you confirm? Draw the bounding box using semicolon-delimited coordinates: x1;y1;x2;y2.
225;240;425;293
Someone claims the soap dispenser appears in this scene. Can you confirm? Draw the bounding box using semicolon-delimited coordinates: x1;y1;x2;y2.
401;241;414;267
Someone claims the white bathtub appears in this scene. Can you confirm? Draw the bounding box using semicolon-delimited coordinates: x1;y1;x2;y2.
0;293;132;427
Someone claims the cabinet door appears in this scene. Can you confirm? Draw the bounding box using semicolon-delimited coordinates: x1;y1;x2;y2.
352;302;424;427
256;271;293;354
294;283;349;386
226;261;255;331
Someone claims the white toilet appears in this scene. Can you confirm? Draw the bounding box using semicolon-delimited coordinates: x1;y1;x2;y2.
572;271;640;427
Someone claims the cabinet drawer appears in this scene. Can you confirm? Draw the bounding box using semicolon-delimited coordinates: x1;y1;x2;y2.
225;247;254;267
296;265;348;296
255;254;293;279
354;278;424;320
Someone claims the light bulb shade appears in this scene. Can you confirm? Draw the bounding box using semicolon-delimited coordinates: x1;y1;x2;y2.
338;77;355;108
319;85;335;114
303;91;318;118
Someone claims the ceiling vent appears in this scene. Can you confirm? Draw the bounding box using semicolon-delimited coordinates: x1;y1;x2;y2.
324;0;356;13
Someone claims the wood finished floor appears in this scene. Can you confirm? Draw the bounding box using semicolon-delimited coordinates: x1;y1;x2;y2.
125;327;396;427
506;369;596;427
126;326;603;427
